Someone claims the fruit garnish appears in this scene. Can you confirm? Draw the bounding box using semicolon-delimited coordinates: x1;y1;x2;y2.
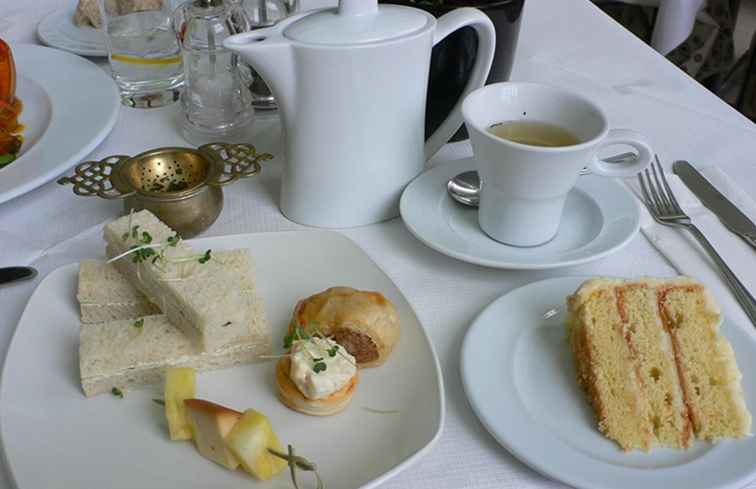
225;409;287;480
184;399;242;469
164;368;196;441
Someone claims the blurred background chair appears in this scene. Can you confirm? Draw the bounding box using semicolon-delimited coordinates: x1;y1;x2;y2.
597;0;707;54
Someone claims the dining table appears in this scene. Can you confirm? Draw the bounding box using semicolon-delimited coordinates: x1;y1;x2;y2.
2;0;756;488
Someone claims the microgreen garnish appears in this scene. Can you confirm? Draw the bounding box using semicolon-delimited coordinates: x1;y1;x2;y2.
129;243;157;263
133;318;144;330
284;321;356;372
108;225;211;270
111;387;124;398
362;407;400;415
283;325;311;349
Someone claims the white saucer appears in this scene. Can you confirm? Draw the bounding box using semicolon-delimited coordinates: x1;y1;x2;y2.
399;158;641;269
461;276;756;489
37;6;107;57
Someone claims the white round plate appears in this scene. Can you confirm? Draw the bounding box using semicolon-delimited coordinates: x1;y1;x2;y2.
37;6;107;57
399;158;641;269
460;276;756;489
0;231;444;489
0;44;119;205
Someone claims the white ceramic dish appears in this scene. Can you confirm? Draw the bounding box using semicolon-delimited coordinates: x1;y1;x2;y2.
0;231;444;489
460;276;756;489
37;6;108;57
0;44;119;205
400;158;641;269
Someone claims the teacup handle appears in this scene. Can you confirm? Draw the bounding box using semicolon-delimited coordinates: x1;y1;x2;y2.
588;129;653;177
424;8;496;160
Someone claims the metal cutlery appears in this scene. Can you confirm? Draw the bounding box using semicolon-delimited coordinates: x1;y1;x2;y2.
0;266;37;287
638;157;756;327
673;160;756;252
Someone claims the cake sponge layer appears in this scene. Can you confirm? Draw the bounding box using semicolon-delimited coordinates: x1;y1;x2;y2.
567;277;751;451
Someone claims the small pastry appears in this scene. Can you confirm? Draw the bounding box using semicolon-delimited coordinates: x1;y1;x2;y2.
289;287;399;368
276;337;358;416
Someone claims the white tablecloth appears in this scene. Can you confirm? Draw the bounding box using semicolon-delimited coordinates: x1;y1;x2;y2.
2;1;756;488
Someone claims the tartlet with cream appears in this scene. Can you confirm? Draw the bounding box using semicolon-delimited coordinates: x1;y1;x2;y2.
276;333;359;416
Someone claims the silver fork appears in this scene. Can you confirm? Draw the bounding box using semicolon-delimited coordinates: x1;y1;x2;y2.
638;156;756;327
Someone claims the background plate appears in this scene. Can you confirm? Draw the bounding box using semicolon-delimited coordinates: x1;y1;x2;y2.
37;6;108;57
0;44;119;205
461;276;756;489
0;231;444;489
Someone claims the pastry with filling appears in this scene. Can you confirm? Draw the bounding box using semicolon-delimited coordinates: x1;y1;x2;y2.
567;277;751;451
275;337;358;416
289;287;399;368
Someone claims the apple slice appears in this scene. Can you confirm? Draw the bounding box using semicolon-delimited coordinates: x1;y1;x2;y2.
225;409;287;480
184;399;242;469
164;368;196;441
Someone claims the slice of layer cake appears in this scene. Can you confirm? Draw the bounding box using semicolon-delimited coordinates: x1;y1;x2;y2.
567;277;751;451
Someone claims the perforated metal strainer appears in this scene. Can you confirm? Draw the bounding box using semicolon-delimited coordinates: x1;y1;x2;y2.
58;143;271;237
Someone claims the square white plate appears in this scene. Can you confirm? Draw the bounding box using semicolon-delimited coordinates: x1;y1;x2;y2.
0;230;444;489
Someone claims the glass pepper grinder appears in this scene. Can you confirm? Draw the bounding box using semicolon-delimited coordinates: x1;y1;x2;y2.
173;0;255;144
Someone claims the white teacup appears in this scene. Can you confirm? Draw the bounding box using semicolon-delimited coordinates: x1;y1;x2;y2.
462;82;653;247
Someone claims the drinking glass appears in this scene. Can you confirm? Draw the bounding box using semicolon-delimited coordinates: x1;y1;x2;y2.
100;0;184;108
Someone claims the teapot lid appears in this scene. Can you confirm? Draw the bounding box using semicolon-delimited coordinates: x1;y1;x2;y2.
284;0;432;45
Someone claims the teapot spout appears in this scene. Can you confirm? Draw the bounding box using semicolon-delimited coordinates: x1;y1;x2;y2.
223;28;295;116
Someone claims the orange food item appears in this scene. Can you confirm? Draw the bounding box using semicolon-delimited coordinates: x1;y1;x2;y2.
0;38;22;158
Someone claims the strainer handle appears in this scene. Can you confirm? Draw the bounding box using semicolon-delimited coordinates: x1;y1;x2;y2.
199;143;271;186
57;156;135;200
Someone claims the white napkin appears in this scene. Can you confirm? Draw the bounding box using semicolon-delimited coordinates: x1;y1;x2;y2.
625;167;756;329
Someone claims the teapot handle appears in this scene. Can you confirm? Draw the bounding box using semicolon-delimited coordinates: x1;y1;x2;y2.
425;8;495;160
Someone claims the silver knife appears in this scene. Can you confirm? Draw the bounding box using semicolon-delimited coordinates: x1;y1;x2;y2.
673;160;756;251
0;267;37;287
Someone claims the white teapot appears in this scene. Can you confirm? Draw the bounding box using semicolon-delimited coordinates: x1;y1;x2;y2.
224;0;495;227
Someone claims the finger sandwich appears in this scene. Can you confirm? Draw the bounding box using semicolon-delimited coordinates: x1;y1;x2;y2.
77;250;256;323
104;210;251;352
78;253;270;397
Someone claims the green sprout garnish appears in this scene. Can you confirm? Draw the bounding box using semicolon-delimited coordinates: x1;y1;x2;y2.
111;387;124;398
327;345;339;357
198;249;212;264
109;226;211;270
133;318;144;330
313;362;327;373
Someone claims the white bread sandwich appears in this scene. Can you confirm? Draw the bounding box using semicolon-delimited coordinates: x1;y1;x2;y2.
103;210;251;352
79;295;269;397
77;250;257;323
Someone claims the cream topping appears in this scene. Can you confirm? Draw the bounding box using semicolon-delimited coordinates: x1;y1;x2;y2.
289;337;356;400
